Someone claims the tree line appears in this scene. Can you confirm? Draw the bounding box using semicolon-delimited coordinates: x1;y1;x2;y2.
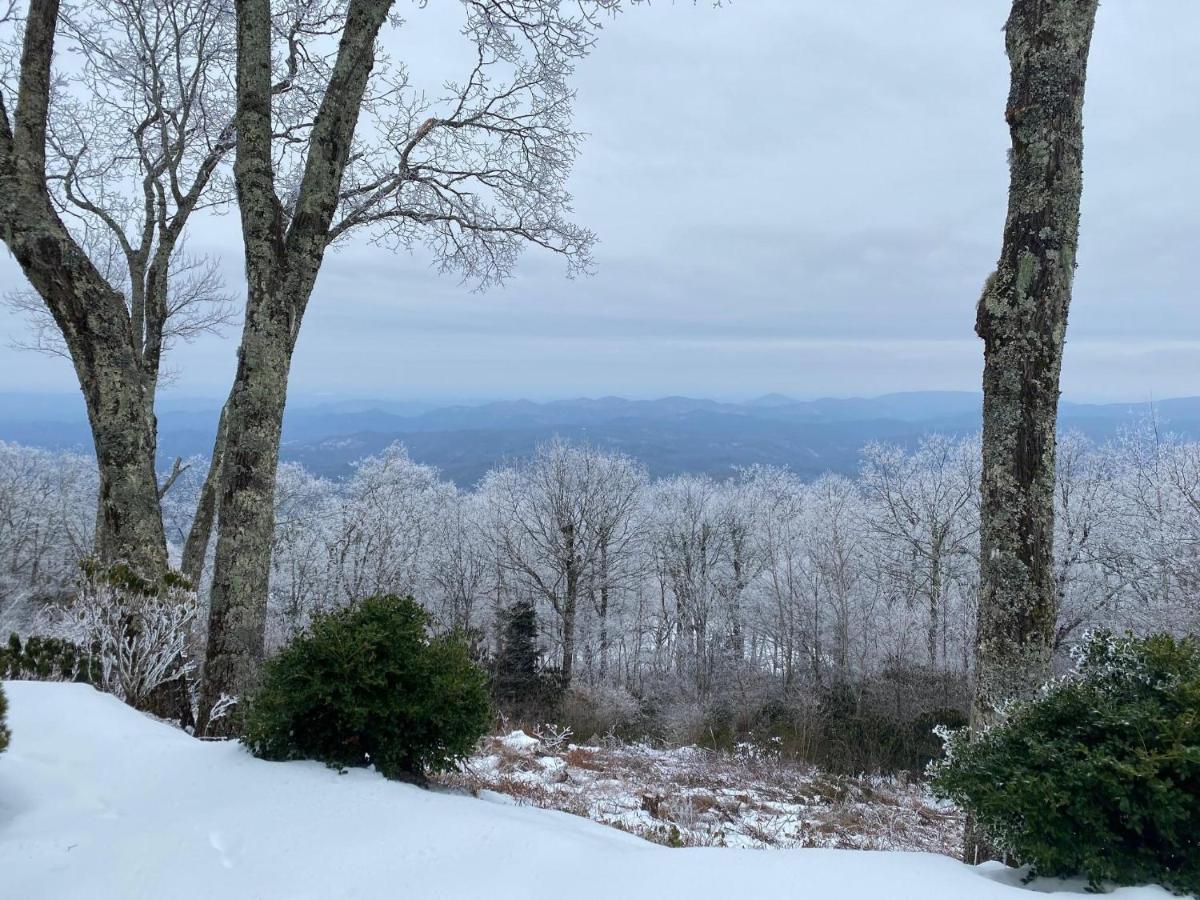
2;428;1193;716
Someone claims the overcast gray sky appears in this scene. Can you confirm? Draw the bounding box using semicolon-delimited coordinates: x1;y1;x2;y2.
1;0;1196;403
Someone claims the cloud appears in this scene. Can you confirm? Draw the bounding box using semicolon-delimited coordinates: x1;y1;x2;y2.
0;0;1196;401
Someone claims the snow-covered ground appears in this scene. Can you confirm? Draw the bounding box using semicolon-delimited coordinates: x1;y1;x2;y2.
0;682;1182;900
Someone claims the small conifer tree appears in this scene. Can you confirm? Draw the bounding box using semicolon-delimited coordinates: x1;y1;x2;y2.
494;599;541;703
492;599;562;719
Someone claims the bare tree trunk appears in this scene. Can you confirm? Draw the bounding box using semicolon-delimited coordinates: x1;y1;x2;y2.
969;0;1099;864
181;401;229;586
928;540;942;667
87;371;168;575
598;541;610;680
196;0;394;733
730;542;746;662
561;522;578;687
198;298;294;730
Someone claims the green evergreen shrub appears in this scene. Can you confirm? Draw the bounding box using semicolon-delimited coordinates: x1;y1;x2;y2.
931;632;1200;895
243;594;491;781
0;632;99;683
0;682;9;754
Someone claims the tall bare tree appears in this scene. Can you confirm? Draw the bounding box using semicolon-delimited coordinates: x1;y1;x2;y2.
481;441;642;688
970;0;1100;862
0;0;236;574
197;0;607;728
861;435;979;669
650;474;726;696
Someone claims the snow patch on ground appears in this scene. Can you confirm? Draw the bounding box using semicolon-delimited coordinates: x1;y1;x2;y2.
0;681;1185;900
498;729;543;752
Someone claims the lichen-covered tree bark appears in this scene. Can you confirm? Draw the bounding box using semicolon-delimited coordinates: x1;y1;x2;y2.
180;400;229;587
969;0;1099;862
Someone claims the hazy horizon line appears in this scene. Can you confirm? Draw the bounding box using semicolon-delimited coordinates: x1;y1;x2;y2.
0;387;1190;409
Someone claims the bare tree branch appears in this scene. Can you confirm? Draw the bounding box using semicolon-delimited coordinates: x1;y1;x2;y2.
157;457;192;499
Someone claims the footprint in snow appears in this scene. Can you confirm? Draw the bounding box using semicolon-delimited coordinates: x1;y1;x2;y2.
208;830;241;869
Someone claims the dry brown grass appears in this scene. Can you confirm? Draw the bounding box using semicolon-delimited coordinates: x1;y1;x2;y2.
684;792;724;816
435;731;964;856
486;775;555;806
565;746;605;770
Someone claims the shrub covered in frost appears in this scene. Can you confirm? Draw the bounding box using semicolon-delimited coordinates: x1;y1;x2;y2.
557;682;645;741
931;632;1200;894
53;561;198;709
243;594;491;781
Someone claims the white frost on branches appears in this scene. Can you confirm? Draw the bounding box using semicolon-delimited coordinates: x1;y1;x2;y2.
53;572;199;707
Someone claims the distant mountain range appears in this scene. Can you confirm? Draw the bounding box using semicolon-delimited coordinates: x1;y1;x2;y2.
0;391;1193;486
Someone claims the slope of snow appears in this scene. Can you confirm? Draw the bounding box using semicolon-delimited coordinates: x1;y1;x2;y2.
0;681;1182;900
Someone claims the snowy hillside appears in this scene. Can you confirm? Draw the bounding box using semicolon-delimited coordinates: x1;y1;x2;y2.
0;682;1181;900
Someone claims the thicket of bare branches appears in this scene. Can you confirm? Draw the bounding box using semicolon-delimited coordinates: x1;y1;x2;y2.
0;0;238;368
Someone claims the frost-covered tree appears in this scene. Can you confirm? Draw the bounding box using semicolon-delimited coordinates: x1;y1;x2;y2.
801;473;876;683
329;445;450;604
861;435;979;669
267;462;339;645
426;489;492;634
649;474;727;695
752;465;817;686
0;442;96;632
1050;431;1119;650
483;440;644;687
580;452;645;681
1097;425;1200;636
